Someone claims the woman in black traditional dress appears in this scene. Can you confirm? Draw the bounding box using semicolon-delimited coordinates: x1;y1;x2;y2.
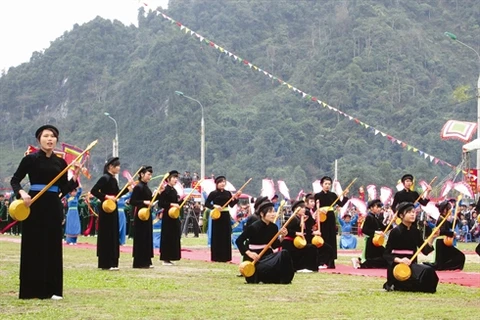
235;201;294;284
205;176;240;262
427;201;465;271
281;200;318;272
158;170;181;265
90;157;128;270
130;166;154;268
314;176;349;269
10;125;80;299
383;202;439;293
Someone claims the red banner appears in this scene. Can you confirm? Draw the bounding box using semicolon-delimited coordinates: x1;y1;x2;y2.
465;168;478;194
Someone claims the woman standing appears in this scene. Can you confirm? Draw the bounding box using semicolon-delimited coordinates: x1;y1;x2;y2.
158;170;181;265
205;176;240;262
10;125;80;299
314;176;349;269
90;157;127;270
64;186;82;245
130;166;154;268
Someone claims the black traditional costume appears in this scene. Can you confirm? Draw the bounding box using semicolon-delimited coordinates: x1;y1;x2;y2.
205;176;239;262
383;202;438;293
391;174;429;211
11;125;78;299
90;157;127;270
281;200;318;272
429;214;465;271
130;166;154;268
235;202;294;284
360;200;388;269
314;177;348;268
158;170;181;263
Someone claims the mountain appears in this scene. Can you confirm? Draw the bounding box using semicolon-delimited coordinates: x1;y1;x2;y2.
0;0;479;196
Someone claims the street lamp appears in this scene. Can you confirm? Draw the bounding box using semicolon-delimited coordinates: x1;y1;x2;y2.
445;32;480;193
175;91;205;182
104;112;119;179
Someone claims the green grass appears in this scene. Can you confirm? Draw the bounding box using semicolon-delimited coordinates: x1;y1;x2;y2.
1;234;479;320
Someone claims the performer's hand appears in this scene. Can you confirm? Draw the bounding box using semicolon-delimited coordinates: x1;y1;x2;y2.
400;258;411;265
246;250;259;261
295;232;303;237
280;227;288;237
344;188;349;196
105;195;116;201
171;203;180;208
213;205;221;209
127;185;133;192
20;190;32;207
313;230;321;236
234;191;242;199
144;200;151;206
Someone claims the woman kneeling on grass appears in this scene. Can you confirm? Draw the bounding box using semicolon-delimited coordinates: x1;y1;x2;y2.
383;202;439;293
235;201;294;284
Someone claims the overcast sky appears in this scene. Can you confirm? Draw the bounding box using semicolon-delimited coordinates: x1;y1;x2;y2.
0;0;169;72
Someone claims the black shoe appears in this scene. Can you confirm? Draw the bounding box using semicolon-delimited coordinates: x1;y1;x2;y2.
383;282;394;292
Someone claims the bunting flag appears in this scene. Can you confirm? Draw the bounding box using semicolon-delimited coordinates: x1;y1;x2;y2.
380;187;393;206
421;202;440;220
453;181;474;199
174;181;185;198
150;8;462;171
277;180;291;200
366;185;377;201
440;180;454;198
62;143;88;165
312;180;322;194
441;120;477;142
340;197;367;218
332;180;344;201
260;179;275;200
200;178;216;196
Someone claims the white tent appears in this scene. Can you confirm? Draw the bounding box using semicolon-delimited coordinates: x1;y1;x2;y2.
463;138;480;152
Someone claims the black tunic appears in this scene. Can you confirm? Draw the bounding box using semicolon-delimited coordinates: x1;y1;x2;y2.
11;150;78;299
91;173;124;269
130;181;154;268
205;189;238;262
314;190;348;264
384;223;438;293
305;207;333;267
391;189;429;212
235;219;294;284
360;212;388;268
158;185;181;261
282;216;318;271
431;219;465;271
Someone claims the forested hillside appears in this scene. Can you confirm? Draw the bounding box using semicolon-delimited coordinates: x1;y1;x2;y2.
0;0;479;195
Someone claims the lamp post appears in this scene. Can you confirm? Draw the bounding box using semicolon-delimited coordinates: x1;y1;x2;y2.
175;91;205;182
104;112;119;179
445;32;480;195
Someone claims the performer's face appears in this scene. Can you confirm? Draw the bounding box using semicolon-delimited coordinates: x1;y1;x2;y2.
306;199;315;209
403;179;413;189
38;129;57;152
109;164;121;175
169;176;178;186
217;180;226;190
402;208;416;223
262;208;275;223
322;181;331;191
141;171;152;183
371;205;383;214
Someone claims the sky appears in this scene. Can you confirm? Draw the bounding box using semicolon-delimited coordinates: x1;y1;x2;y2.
0;0;169;72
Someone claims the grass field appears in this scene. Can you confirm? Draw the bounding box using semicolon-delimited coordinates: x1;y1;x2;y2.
1;234;479;320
